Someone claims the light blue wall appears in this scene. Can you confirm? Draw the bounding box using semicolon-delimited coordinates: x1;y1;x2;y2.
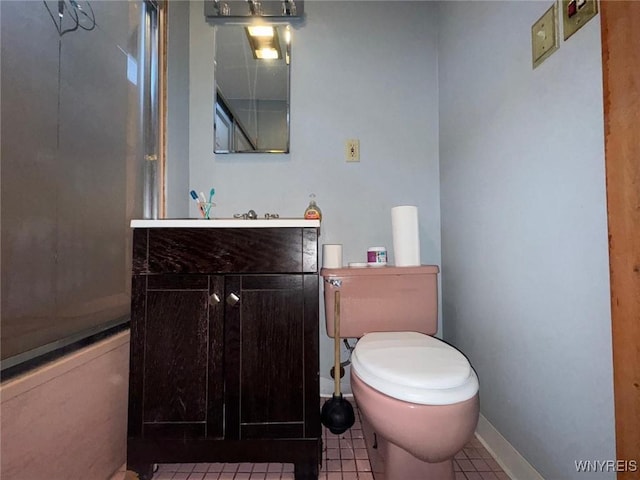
186;1;440;379
438;2;614;479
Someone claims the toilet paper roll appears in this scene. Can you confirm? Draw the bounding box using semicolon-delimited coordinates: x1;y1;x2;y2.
391;206;421;266
322;244;343;268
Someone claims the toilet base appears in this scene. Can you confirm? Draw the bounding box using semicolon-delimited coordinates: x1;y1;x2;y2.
360;410;454;480
351;371;478;480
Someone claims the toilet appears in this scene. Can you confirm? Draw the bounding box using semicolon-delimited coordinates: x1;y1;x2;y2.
321;265;479;480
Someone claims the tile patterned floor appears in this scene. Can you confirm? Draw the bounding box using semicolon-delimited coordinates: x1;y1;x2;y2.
453;438;511;480
141;400;510;480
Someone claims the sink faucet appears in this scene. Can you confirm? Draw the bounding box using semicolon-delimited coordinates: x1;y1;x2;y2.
233;209;258;219
233;210;279;219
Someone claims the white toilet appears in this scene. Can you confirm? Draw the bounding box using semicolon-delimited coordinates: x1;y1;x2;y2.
322;265;479;480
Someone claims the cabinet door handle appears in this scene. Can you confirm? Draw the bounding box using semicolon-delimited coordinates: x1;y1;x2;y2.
226;292;240;306
209;293;221;305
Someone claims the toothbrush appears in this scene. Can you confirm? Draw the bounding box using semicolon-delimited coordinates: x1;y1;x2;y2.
199;191;207;204
209;188;216;203
190;190;206;218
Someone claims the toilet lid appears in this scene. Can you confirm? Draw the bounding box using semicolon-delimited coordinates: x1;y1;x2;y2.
351;331;479;405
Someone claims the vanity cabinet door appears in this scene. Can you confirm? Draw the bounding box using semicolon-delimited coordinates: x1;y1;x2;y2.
224;274;310;440
128;274;225;441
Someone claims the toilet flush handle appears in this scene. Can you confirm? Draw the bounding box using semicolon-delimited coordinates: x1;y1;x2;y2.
326;278;342;288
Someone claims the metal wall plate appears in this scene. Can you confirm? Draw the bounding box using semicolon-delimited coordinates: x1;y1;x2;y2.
532;3;559;69
562;0;598;40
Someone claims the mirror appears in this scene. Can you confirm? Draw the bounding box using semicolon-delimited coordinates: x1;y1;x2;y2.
214;24;291;153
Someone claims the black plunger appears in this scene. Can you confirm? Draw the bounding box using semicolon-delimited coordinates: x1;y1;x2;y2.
321;290;355;434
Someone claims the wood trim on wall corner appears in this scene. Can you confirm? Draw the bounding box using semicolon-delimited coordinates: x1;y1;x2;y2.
600;3;640;478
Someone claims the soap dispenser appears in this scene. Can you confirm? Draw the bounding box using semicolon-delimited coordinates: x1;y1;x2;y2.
304;194;322;220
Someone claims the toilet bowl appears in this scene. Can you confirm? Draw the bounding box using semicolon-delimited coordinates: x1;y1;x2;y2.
351;331;479;480
321;266;480;480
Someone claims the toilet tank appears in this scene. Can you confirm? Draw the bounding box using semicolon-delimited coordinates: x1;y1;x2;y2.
321;265;439;338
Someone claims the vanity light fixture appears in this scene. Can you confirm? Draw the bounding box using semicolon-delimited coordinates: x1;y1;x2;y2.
282;0;297;16
247;0;262;15
245;25;282;60
204;0;303;19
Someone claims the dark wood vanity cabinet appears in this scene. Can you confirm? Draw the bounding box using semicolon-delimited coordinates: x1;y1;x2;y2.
127;227;321;480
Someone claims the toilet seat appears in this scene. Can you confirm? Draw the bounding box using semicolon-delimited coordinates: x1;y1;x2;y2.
351;331;479;406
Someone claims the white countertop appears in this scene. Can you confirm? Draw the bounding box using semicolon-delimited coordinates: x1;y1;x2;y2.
130;219;320;228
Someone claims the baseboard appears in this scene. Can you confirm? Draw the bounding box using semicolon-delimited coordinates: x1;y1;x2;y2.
320;375;354;398
475;414;545;480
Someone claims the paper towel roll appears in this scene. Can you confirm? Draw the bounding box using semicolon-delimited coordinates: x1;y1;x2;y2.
391;206;421;266
322;244;343;268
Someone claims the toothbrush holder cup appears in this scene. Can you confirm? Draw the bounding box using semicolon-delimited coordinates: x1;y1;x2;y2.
198;202;215;219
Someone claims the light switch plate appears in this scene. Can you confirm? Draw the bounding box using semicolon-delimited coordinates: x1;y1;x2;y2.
562;0;598;40
532;3;559;69
345;139;360;162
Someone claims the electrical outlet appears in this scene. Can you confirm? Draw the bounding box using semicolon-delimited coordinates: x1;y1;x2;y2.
562;0;598;40
532;3;559;69
345;139;360;162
